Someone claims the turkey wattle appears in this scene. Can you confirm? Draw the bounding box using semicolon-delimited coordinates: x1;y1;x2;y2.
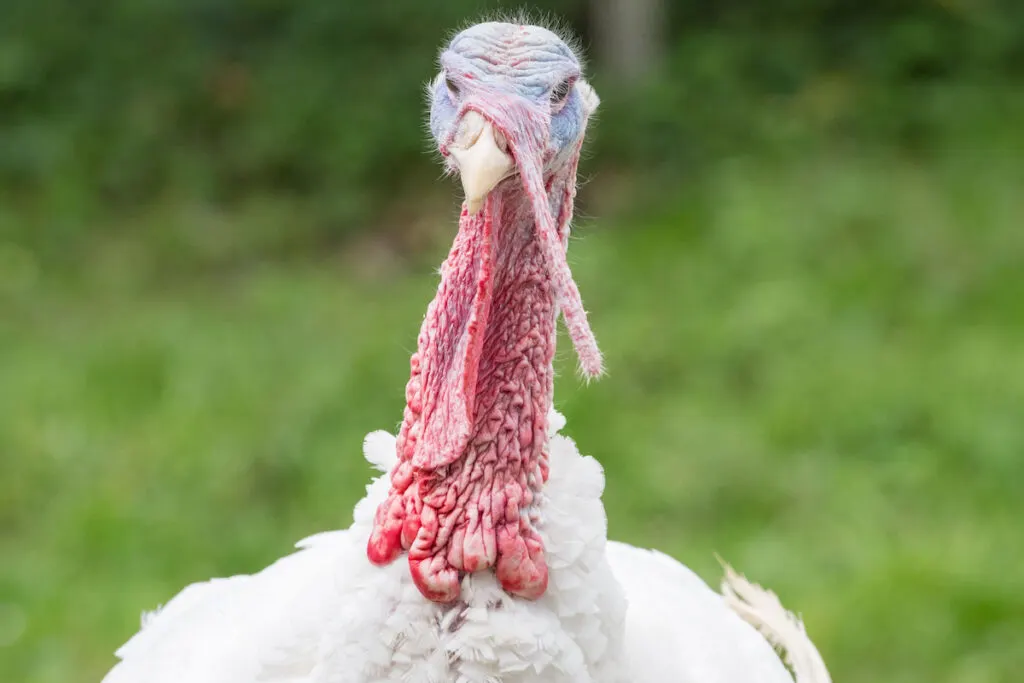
103;21;831;683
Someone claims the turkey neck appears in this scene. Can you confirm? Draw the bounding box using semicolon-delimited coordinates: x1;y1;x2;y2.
367;165;581;603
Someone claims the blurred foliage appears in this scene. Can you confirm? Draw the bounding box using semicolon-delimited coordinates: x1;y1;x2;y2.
2;3;1024;683
2;141;1023;683
2;0;1022;255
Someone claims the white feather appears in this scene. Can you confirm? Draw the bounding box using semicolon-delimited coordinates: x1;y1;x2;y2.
720;562;832;683
103;411;828;683
606;543;798;683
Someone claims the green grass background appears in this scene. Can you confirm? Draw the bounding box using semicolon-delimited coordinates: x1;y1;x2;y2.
2;125;1024;682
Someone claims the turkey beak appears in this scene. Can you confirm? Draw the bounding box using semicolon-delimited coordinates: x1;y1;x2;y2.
448;111;514;214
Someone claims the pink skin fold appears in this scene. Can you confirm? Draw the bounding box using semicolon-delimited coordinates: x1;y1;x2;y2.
367;95;599;603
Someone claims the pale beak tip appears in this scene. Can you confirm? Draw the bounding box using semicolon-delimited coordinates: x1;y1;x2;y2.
449;116;514;215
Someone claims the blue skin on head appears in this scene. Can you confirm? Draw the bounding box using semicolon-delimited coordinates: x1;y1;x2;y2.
428;23;592;172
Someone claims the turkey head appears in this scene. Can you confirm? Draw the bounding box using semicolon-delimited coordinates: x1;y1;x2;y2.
367;21;602;603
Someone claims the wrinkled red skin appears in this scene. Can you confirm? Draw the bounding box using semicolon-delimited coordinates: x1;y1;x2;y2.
367;187;558;602
367;90;597;603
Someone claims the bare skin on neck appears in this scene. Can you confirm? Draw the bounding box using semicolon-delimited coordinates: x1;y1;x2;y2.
367;22;601;603
367;184;558;602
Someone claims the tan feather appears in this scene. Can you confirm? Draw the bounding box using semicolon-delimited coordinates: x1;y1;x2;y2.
718;559;832;683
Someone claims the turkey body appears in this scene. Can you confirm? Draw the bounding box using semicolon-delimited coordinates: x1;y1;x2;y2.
103;21;824;683
607;544;795;683
103;414;793;683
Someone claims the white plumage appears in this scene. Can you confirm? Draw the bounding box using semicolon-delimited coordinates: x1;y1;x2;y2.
104;411;829;683
103;22;832;682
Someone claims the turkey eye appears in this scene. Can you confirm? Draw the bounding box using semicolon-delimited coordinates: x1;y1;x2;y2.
550;78;572;106
445;76;460;98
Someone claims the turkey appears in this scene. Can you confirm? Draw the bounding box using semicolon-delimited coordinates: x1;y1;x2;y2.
103;21;831;683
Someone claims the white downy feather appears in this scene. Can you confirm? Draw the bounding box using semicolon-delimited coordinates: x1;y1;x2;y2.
720;563;832;683
104;413;629;683
104;411;827;683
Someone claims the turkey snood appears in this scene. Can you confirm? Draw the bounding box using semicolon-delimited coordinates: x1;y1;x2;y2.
367;35;601;604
